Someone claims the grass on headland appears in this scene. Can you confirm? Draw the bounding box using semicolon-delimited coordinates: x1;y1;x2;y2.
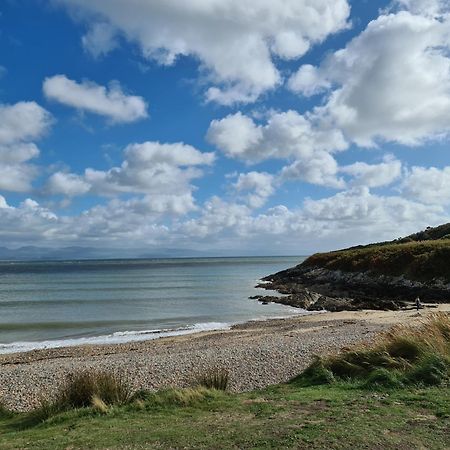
305;239;450;283
0;315;449;449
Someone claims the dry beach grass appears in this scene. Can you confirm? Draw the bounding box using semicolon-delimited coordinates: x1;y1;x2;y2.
0;305;448;412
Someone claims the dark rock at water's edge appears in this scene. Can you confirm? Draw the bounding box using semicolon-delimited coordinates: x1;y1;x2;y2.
256;223;450;311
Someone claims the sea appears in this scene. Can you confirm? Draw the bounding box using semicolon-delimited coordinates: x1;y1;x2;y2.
0;256;307;354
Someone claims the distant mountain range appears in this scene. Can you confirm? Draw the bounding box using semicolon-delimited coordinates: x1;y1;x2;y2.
0;246;211;261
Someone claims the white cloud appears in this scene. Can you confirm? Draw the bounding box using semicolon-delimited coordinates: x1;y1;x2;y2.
45;172;91;197
289;8;450;146
233;171;275;208
394;0;450;17
0;102;52;192
45;142;214;217
207;110;347;163
82;22;119;58
341;155;402;188
402;166;450;205
287;64;331;97
0;183;447;254
0;102;52;145
207;112;263;160
43;75;148;123
0;163;39;193
58;0;350;104
303;187;444;231
280;151;345;189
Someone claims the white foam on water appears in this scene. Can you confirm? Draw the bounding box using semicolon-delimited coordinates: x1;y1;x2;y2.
0;321;232;355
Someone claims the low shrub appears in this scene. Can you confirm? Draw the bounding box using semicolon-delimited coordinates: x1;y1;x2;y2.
363;368;403;389
292;357;335;386
297;314;450;388
407;354;449;386
31;371;131;422
385;336;422;361
57;371;131;409
130;387;219;409
0;401;13;419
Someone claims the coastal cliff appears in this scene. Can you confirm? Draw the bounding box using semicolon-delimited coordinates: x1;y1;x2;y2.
257;223;450;311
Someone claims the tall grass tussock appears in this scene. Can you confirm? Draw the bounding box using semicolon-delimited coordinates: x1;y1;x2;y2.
296;313;450;388
31;371;131;422
196;367;229;391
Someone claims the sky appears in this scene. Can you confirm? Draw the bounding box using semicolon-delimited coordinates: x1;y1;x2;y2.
1;0;450;257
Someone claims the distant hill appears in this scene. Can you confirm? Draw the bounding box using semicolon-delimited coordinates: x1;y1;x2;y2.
0;246;208;261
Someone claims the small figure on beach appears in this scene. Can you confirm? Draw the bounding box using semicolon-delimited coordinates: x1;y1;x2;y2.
415;296;421;311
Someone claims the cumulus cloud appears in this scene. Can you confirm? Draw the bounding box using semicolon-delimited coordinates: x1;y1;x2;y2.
303;187;444;232
280;152;345;189
207;110;347;163
45;172;91;197
0;102;52;146
394;0;450;16
0;102;52;192
0;182;447;253
43;75;148;123
233;172;275;208
402;166;450;205
340;155;402;188
287;64;331;97
208;110;347;189
57;0;350;104
82;22;119;58
45;141;214;216
288;6;450;146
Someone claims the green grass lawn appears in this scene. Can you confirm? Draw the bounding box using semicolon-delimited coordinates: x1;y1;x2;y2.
0;383;449;450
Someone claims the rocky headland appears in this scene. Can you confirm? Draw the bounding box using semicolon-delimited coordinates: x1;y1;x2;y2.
255;223;450;311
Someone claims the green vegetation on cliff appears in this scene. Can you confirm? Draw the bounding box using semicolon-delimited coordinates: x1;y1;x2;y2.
304;223;450;283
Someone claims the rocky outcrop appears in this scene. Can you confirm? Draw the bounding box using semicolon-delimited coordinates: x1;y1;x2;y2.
254;264;450;311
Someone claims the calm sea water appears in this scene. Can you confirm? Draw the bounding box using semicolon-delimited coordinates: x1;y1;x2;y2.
0;256;306;354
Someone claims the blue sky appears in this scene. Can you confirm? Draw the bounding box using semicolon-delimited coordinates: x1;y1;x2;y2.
0;0;450;256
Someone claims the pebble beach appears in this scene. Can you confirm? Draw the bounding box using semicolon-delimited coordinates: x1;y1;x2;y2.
3;307;447;412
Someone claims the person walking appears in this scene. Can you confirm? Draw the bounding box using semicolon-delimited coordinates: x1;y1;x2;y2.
415;296;421;311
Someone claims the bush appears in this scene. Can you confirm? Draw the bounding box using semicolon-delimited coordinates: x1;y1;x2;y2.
130;387;219;409
363;368;403;389
0;401;12;419
293;357;335;386
31;371;131;422
407;354;448;386
297;314;450;388
385;337;422;361
57;371;131;409
196;368;229;391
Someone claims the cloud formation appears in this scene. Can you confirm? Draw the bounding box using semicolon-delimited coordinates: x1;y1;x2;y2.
207;110;347;162
233;172;275;208
402;166;450;205
288;6;450;146
0;102;52;192
43;75;148;123
45;142;215;216
82;22;119;58
58;0;350;104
